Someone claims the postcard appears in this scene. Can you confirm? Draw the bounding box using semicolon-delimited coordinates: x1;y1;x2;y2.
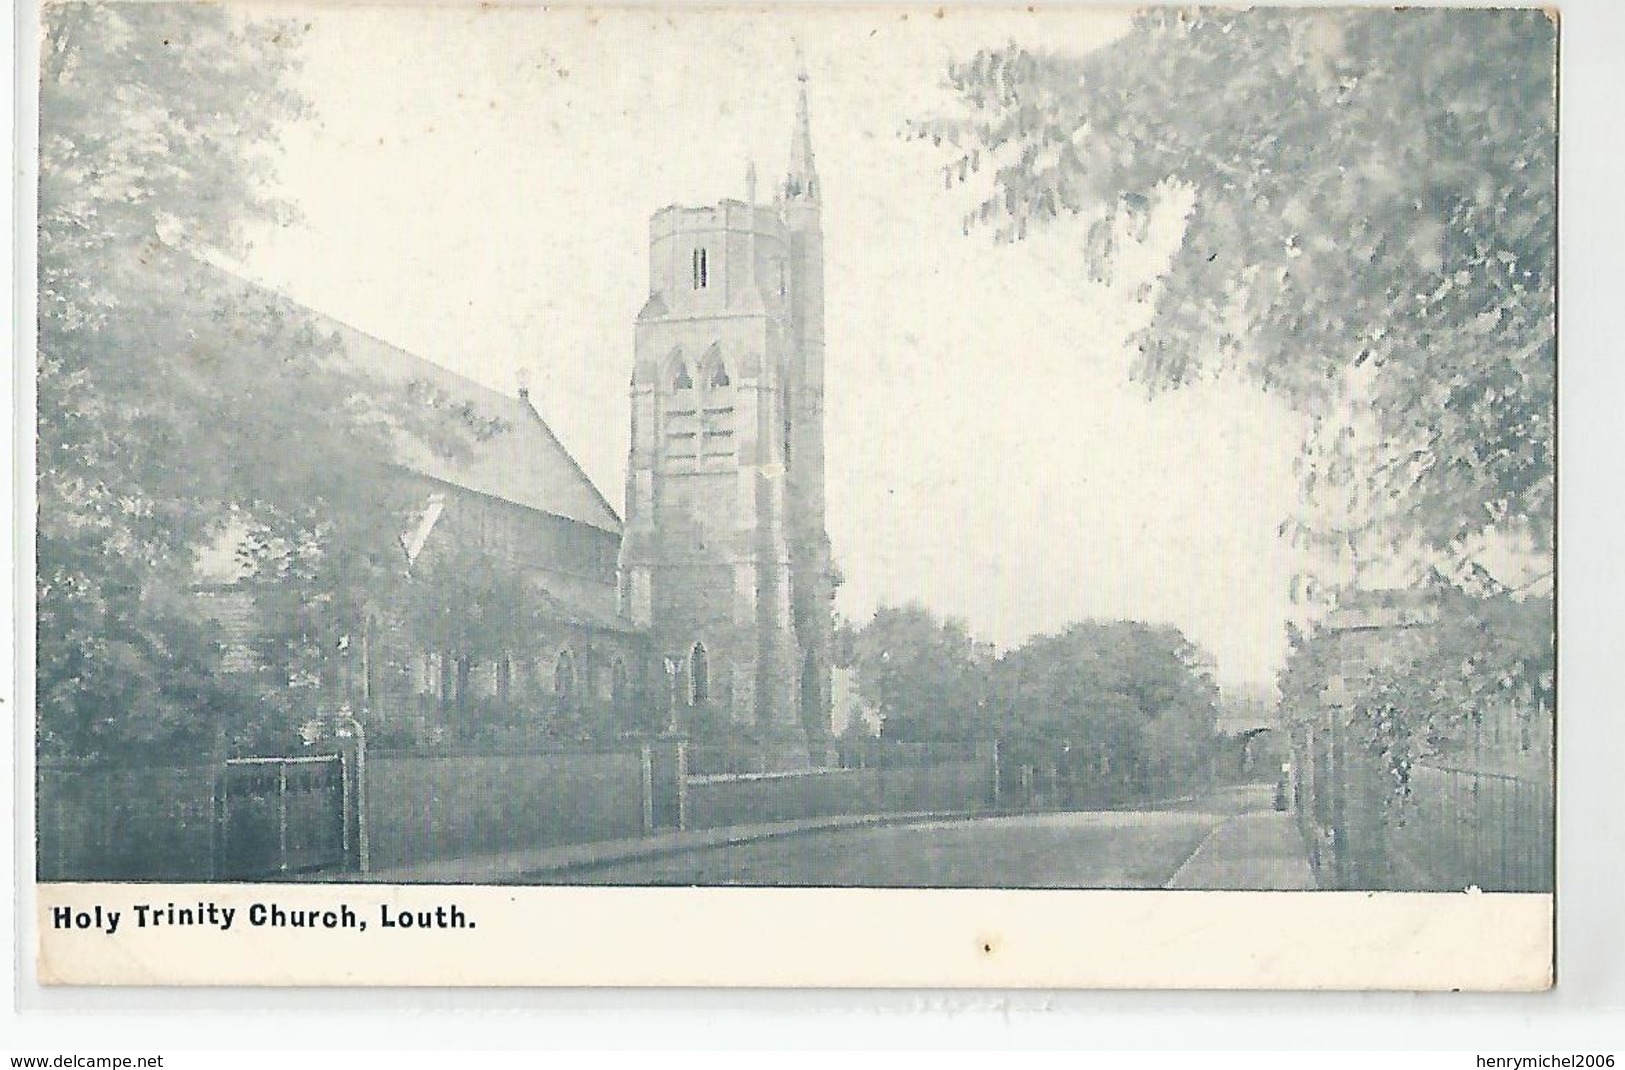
27;2;1556;989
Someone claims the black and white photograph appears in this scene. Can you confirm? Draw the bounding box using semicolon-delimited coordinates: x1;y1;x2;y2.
26;2;1556;988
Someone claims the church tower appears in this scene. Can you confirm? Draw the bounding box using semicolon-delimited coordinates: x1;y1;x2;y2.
619;69;833;770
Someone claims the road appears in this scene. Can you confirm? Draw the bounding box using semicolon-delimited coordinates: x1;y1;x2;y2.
543;783;1310;889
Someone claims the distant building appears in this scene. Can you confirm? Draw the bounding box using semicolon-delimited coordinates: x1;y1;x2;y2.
1214;683;1281;780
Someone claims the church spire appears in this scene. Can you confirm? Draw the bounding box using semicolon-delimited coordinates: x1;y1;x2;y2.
785;46;818;202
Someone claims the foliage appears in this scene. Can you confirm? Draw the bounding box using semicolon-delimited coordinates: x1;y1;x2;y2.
35;3;485;756
37;3;332;756
992;621;1219;798
1278;585;1554;812
911;9;1556;577
34;576;243;760
849;604;993;742
399;542;537;668
846;605;1219;800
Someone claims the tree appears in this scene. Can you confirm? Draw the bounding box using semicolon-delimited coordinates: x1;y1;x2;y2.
993;621;1219;801
35;4;429;755
850;604;991;743
1278;584;1554;815
392;540;548;736
911;9;1555;586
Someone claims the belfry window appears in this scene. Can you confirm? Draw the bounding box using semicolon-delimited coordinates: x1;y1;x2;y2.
665;354;701;465
696;351;735;464
692;247;708;289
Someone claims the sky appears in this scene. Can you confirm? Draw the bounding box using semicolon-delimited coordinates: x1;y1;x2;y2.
238;5;1306;692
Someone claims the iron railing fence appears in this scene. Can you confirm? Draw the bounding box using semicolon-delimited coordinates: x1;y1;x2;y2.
1390;762;1554;893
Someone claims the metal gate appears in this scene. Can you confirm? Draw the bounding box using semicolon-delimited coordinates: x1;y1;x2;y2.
220;754;346;879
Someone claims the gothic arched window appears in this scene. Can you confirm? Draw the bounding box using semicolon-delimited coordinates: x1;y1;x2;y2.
689;642;708;707
665;354;699;466
696;349;735;465
611;658;629;708
554;649;577;707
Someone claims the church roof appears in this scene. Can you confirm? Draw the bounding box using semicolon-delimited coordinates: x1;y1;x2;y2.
528;572;640;634
329;318;622;534
203;261;621;535
636;292;668;321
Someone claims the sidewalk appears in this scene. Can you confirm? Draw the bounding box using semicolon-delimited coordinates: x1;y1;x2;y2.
331;810;969;885
1163;809;1318;890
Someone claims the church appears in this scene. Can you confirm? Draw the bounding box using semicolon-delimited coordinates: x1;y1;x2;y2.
618;71;834;770
202;76;835;772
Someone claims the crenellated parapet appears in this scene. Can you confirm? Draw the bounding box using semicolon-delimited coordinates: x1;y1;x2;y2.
616;73;834;769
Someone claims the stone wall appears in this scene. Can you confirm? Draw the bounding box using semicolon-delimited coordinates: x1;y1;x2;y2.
363;749;646;871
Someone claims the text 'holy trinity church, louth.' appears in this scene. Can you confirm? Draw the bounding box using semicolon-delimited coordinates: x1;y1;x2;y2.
204;73;836;771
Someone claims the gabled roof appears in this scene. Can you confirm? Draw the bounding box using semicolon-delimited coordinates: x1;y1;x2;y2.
204;261;622;535
636;292;668;321
331;320;622;534
528;573;641;634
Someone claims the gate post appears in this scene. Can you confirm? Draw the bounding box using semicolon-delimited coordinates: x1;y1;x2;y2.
336;710;369;874
214;763;229;881
640;744;655;834
277;763;290;874
990;740;1002;812
208;764;221;881
676;740;689;832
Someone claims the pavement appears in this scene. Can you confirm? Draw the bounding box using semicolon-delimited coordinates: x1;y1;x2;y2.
545;808;1220;888
339;810;970;884
323;784;1317;889
1163;807;1318;890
